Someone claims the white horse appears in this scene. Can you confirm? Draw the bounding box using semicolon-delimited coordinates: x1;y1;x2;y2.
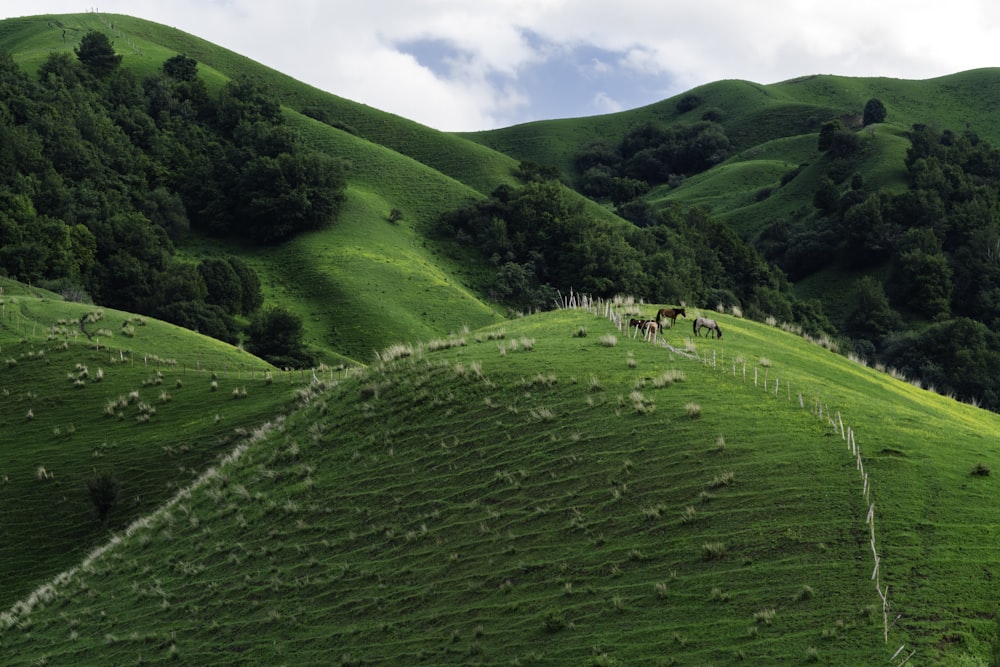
693;317;722;339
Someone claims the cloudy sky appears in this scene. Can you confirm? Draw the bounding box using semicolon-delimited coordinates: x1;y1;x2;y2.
2;1;999;131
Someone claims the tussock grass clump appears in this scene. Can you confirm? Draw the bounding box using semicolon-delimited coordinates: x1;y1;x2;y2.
573;326;588;338
530;373;557;388
709;471;735;488
641;503;667;521
599;334;617;347
796;584;815;601
629;390;654;414
376;343;415;362
684;402;701;418
680;505;698;524
652;369;686;387
528;406;556;422
753;608;776;625
709;587;731;602
427;336;466;352
701;542;726;560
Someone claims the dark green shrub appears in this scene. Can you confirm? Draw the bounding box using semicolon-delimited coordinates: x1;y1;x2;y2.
85;471;120;528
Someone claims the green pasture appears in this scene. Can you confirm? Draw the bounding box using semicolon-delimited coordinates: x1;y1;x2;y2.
0;282;300;610
3;306;999;664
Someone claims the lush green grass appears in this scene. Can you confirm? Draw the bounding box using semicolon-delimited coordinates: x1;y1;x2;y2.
0;279;301;610
3;305;999;664
3;12;1000;665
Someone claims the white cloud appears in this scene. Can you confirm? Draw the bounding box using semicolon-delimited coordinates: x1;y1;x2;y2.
589;92;623;114
3;1;1000;130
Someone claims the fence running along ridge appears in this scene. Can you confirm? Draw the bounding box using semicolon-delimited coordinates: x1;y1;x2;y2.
562;293;912;664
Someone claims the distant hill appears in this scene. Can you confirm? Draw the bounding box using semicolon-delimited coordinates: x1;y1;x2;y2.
461;68;1000;235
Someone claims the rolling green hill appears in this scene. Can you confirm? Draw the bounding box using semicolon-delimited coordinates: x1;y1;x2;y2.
3;304;999;664
462;69;1000;228
3;11;1000;665
0;277;303;610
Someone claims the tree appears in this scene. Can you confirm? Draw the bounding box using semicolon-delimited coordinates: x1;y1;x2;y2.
162;54;198;82
85;471;120;529
888;229;953;318
813;177;840;214
198;257;243;313
863;98;887;126
818;120;842;152
247;306;313;367
226;256;263;314
845;275;902;339
74;31;122;77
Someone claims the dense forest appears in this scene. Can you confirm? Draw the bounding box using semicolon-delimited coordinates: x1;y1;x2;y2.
0;31;344;361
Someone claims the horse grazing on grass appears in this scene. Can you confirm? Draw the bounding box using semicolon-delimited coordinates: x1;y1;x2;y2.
693;317;722;339
628;318;658;340
656;307;686;328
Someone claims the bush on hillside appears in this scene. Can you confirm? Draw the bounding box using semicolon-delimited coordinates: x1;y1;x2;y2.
85;471;120;528
247;306;315;368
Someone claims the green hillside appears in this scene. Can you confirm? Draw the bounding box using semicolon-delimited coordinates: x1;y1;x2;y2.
3;11;1000;666
460;68;1000;253
3;305;999;664
0;12;536;364
0;277;303;610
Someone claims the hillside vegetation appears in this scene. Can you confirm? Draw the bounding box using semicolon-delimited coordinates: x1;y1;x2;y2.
3;11;1000;666
0;276;302;610
3;305;1000;664
464;69;1000;409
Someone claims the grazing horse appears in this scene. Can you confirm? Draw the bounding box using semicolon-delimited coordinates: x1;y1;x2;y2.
628;318;658;339
639;320;660;340
656;307;686;328
693;317;722;339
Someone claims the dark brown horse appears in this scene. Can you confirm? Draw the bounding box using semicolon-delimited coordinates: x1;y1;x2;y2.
656;307;686;328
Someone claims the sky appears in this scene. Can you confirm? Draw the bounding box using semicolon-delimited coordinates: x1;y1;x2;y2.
2;1;999;132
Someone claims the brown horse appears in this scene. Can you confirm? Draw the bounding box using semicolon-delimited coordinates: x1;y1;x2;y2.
656;307;686;328
638;319;658;340
628;318;658;339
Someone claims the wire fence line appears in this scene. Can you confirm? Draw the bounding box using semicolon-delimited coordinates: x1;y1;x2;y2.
565;294;910;664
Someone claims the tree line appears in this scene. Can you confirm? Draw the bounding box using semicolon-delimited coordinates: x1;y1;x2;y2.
0;31;342;365
435;174;830;336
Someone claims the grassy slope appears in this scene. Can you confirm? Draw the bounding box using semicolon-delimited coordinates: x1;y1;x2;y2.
463;69;1000;231
0;278;301;610
3;306;999;664
0;13;530;364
